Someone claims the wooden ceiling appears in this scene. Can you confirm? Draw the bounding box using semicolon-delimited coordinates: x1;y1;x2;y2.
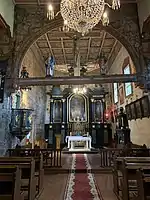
13;0;136;73
34;27;121;73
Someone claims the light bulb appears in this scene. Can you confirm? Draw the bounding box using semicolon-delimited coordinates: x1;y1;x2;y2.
103;12;107;19
64;20;68;25
48;4;53;11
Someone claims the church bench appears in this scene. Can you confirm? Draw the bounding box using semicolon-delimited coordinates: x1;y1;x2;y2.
0;157;36;200
136;169;150;200
99;148;150;168
113;157;150;200
0;165;24;200
8;149;44;194
8;148;61;168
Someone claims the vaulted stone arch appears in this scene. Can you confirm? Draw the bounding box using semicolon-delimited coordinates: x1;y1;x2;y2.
141;15;150;70
12;5;142;79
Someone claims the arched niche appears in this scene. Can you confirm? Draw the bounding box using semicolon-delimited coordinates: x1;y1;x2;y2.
67;93;89;123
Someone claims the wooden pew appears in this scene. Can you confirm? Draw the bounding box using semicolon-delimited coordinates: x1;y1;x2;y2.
113;157;150;200
8;149;44;194
0;157;36;200
136;169;150;200
0;165;24;200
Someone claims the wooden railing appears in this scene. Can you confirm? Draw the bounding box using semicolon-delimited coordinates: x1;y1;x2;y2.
8;148;62;168
99;148;150;168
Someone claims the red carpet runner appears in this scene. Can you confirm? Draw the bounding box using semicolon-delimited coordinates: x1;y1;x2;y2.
64;154;103;200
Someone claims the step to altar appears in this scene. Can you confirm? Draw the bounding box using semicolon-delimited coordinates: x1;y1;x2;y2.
62;147;99;154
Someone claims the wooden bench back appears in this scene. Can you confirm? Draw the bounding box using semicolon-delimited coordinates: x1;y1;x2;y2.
0;157;35;179
0;166;21;200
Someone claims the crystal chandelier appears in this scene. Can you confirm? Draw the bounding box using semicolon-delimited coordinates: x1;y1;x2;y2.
47;0;120;36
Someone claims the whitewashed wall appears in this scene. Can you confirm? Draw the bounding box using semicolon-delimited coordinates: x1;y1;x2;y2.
0;0;14;35
109;46;150;146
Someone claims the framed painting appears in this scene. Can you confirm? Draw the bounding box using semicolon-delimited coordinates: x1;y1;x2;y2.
53;100;62;123
94;100;103;122
141;96;150;118
119;86;124;105
130;102;136;120
69;94;87;122
125;104;132;120
134;99;142;119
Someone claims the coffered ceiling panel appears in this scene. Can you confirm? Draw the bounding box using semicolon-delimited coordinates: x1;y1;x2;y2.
34;26;122;73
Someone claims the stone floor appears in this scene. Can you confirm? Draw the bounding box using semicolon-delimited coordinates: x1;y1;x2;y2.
38;154;117;200
37;173;117;200
38;174;68;200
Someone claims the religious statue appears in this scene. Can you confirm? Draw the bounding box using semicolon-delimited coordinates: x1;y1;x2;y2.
20;67;29;78
98;52;107;75
45;56;55;77
117;107;129;129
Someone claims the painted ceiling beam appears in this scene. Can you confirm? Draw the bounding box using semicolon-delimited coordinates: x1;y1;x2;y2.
15;74;137;86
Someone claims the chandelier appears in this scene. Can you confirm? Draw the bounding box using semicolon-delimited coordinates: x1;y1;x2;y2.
47;0;120;36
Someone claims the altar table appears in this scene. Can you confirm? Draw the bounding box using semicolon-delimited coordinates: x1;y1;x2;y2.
65;136;92;151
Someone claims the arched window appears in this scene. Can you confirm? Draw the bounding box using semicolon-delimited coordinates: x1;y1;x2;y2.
123;64;132;96
122;57;132;97
113;82;118;104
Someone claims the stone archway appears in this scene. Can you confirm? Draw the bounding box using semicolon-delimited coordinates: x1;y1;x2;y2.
142;16;150;69
13;5;142;79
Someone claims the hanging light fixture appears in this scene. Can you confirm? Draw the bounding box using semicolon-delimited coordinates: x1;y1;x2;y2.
47;0;120;36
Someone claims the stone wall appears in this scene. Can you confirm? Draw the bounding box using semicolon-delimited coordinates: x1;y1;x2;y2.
21;44;46;139
0;93;12;155
0;43;46;154
108;46;150;146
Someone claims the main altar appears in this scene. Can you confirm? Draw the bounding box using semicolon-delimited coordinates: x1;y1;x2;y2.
44;85;113;150
66;135;92;151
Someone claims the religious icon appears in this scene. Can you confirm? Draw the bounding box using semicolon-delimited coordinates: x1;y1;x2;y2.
141;96;150;118
135;100;142;119
119;86;124;105
53;100;62;123
95;100;103;122
69;94;86;122
125;104;132;120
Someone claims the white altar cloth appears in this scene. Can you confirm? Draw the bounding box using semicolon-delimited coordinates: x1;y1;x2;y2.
65;136;92;151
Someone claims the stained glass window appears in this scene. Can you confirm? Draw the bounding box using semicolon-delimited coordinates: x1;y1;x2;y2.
113;83;118;104
123;65;132;96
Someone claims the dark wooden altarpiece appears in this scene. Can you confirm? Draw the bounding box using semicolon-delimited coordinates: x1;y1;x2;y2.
45;90;112;148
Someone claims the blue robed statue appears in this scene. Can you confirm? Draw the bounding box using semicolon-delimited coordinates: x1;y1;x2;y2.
45;56;55;77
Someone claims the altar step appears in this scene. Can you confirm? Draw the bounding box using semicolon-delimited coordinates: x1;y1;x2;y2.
44;168;112;174
62;147;99;154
